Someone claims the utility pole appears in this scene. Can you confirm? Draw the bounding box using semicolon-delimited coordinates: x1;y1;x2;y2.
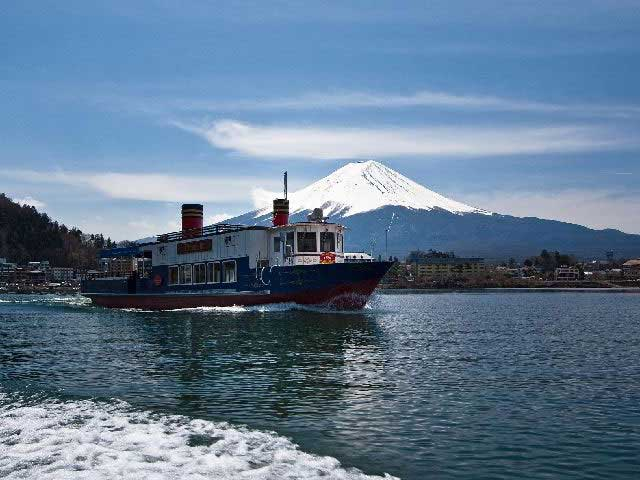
385;228;389;259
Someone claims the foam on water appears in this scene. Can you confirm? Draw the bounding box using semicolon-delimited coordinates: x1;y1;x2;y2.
0;294;92;307
0;294;386;315
167;303;298;313
0;393;397;480
119;301;383;315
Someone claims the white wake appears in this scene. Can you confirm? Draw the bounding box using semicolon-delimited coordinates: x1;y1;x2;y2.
0;394;397;479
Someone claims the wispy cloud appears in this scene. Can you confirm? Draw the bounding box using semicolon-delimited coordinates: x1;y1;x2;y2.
171;90;640;118
1;170;281;203
85;88;640;120
12;195;46;209
173;119;635;160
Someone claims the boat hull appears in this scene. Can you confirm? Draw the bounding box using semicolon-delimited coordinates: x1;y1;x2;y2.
83;261;392;310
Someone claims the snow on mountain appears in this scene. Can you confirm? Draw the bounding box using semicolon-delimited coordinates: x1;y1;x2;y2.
221;160;640;259
254;160;490;218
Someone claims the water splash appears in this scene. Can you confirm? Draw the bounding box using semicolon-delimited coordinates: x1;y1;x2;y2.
0;294;92;307
0;294;387;314
0;393;397;480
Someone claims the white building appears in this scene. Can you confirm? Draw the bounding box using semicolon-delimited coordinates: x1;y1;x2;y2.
51;267;75;282
555;265;580;281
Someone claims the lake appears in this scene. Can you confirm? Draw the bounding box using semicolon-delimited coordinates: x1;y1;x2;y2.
1;291;640;479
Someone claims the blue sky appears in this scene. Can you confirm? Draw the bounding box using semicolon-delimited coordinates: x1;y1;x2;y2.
1;0;639;239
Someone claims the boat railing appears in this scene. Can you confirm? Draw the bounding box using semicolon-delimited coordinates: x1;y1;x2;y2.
156;223;253;243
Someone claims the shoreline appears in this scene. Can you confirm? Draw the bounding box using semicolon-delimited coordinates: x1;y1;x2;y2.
2;287;640;297
378;287;640;294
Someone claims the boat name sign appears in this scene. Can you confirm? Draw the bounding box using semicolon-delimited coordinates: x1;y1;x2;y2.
177;239;213;255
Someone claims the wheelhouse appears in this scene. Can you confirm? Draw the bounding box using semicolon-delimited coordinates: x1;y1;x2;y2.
268;222;344;267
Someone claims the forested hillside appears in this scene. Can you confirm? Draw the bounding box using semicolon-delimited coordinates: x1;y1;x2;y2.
0;194;113;268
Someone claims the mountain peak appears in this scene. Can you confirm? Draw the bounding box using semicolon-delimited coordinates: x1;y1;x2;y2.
255;160;489;218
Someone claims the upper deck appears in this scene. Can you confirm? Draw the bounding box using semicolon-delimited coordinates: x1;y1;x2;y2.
139;220;345;270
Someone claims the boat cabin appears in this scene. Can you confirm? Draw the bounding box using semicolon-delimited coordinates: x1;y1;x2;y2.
93;201;345;294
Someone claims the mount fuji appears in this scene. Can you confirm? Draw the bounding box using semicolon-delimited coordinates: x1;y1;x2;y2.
227;160;640;260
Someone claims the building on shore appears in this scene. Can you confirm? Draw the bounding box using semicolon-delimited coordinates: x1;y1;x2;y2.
622;259;640;277
0;258;17;284
407;250;485;278
100;257;137;277
555;265;580;281
15;267;47;285
1;259;81;285
27;261;50;276
50;267;76;282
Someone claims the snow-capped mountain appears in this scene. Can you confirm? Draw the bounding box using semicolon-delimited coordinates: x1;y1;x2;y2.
226;161;640;260
254;160;489;219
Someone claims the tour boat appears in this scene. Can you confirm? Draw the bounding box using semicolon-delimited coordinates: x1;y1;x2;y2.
81;178;392;310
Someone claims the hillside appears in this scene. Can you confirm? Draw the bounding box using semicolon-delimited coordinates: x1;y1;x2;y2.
228;161;640;260
0;194;109;268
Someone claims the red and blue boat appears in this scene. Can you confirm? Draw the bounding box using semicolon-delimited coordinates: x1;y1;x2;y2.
81;185;392;310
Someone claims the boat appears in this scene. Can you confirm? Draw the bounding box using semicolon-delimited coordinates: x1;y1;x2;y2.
81;175;393;310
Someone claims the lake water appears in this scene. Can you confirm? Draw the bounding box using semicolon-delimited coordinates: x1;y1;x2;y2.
1;291;640;479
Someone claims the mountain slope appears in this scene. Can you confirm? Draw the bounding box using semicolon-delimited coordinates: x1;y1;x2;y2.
226;161;640;260
341;206;640;260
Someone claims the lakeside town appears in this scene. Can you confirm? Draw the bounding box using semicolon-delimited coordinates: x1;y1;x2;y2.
3;248;639;295
2;185;640;297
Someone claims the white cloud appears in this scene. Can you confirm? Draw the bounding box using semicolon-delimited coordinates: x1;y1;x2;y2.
1;170;281;203
125;220;162;238
12;196;46;209
459;189;640;234
174;119;634;160
92;88;640;120
177;90;640;118
206;213;232;224
250;188;279;209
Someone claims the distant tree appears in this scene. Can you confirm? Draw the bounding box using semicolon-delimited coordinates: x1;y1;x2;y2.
527;249;577;273
0;193;119;268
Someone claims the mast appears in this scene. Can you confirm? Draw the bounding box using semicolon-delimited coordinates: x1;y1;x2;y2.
284;171;288;199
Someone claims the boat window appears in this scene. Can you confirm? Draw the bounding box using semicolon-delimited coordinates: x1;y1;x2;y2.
168;265;179;285
223;260;236;283
179;264;192;284
320;232;335;252
337;233;343;253
273;237;280;253
285;231;294;253
297;232;317;253
193;263;206;284
207;262;222;283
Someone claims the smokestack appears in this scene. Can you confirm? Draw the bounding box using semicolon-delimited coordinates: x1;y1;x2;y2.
182;204;203;237
272;171;290;227
273;199;289;227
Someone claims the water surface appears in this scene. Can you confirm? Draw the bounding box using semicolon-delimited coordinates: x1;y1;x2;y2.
1;292;639;479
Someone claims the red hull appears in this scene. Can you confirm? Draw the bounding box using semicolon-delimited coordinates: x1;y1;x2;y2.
85;278;381;311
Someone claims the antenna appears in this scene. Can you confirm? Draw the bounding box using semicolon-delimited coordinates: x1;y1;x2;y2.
385;227;388;259
284;171;288;199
